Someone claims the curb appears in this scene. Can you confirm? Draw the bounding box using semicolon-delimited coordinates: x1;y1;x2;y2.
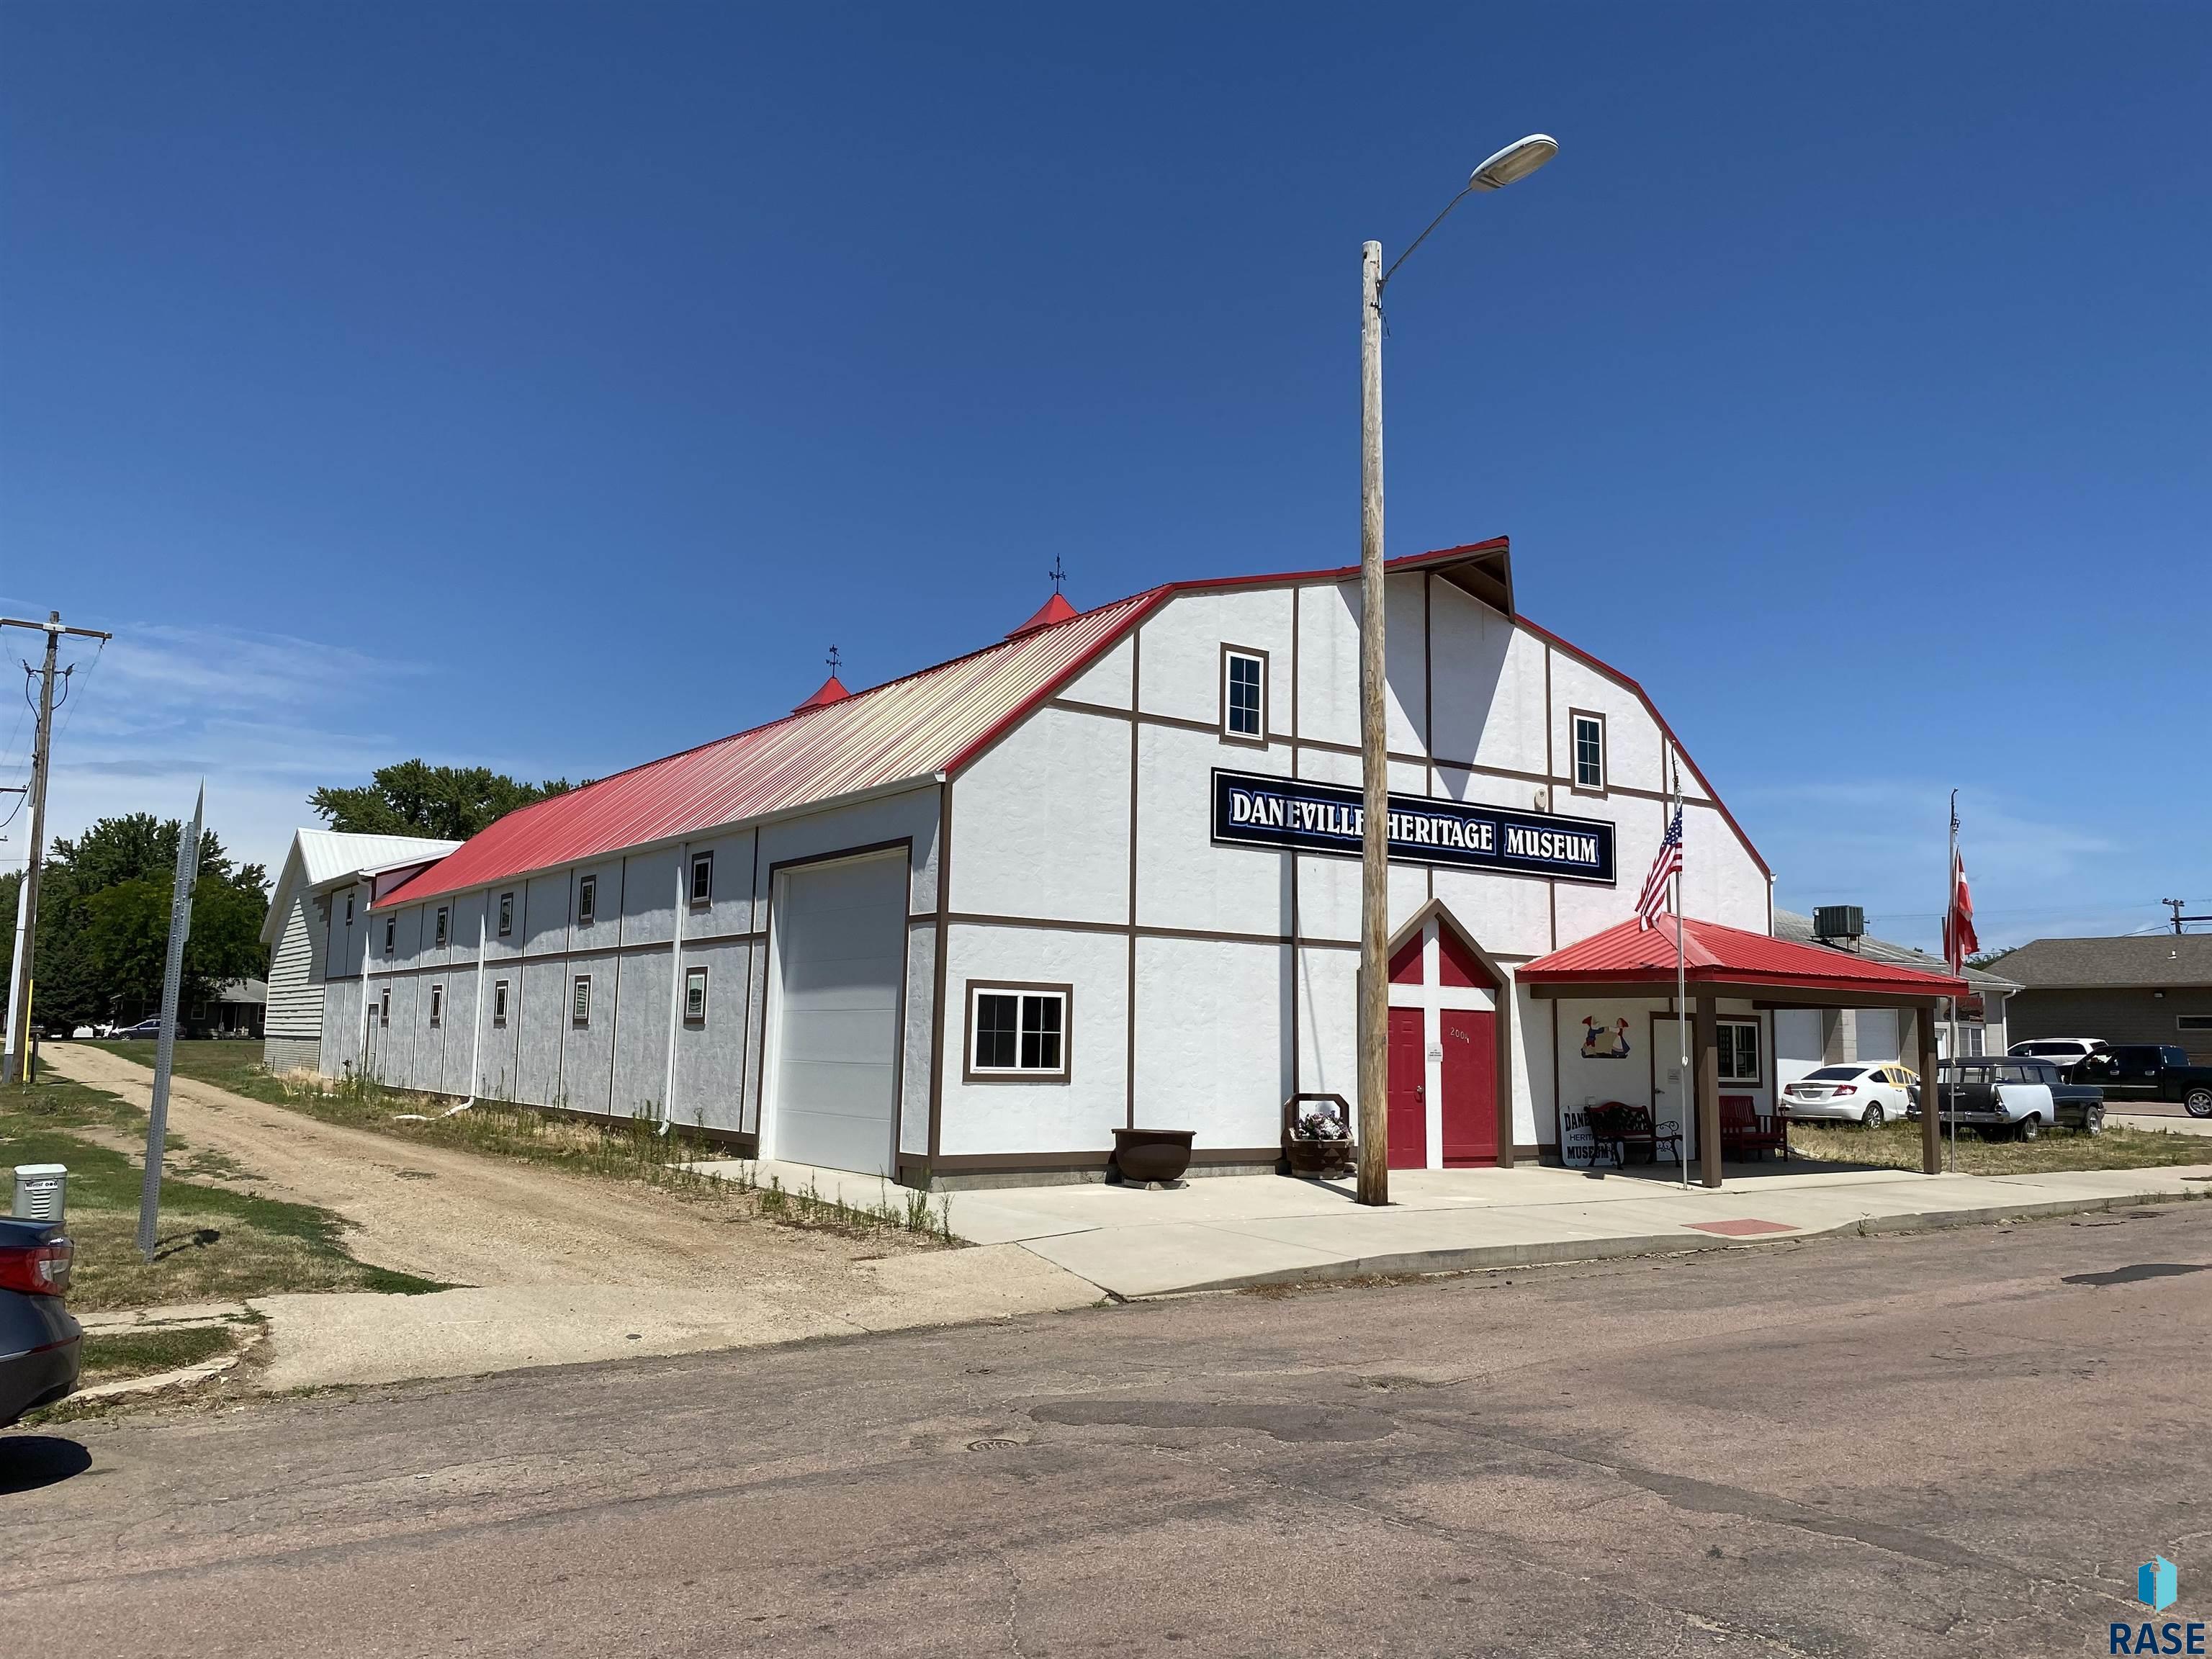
1129;1185;2207;1298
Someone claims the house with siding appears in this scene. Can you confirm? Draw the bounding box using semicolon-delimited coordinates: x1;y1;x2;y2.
1997;935;2212;1064
259;830;460;1071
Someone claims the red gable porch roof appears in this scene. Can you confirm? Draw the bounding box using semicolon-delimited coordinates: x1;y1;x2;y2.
1521;915;1967;1000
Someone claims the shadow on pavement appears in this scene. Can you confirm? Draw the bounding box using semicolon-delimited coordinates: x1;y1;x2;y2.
0;1435;93;1495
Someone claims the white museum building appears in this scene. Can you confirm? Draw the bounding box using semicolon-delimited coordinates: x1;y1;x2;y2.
268;539;1965;1187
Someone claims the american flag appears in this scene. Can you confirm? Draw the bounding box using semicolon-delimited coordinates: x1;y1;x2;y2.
1636;804;1683;931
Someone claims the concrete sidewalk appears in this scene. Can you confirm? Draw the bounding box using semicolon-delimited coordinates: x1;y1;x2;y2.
703;1156;2212;1300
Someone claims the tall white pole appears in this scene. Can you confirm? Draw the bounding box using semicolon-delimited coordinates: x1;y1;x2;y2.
1355;239;1390;1207
1673;757;1689;1189
2;624;60;1082
137;786;204;1259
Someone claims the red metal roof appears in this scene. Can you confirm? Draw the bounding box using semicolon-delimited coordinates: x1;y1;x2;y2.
1010;593;1079;636
378;588;1165;907
793;673;850;712
376;536;1769;910
1521;916;1966;998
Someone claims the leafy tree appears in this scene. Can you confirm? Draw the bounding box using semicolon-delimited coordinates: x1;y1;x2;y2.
1966;948;2015;973
0;814;269;1030
310;760;576;842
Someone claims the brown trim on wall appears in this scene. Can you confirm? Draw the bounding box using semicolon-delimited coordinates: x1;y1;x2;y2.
921;1146;1281;1175
945;910;1367;951
1424;572;1436;905
1126;626;1141;1130
1542;643;1555;810
1289;590;1301;1097
930;784;952;1164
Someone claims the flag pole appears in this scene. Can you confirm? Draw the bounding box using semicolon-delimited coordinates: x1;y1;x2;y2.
1673;755;1689;1190
1947;790;1960;1175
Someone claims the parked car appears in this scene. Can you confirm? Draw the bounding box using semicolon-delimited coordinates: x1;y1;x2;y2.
2008;1037;2109;1078
0;1217;79;1426
114;1017;163;1040
2072;1045;2212;1118
1919;1057;2105;1141
1779;1063;1919;1128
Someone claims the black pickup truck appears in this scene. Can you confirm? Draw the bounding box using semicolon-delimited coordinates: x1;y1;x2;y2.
2074;1045;2212;1118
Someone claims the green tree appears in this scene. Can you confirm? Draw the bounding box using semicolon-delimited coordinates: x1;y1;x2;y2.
309;760;575;842
0;814;270;1030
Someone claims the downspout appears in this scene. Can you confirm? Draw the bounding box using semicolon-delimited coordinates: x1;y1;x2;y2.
455;892;489;1112
659;842;689;1135
356;882;373;1080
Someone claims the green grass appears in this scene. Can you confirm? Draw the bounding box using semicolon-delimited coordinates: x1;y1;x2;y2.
1790;1116;2212;1177
0;1069;449;1311
79;1323;241;1386
89;1039;958;1244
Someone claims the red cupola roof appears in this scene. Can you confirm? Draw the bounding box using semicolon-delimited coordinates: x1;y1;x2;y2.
1008;592;1079;637
793;674;850;712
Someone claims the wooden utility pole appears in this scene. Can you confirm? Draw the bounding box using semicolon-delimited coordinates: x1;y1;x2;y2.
1355;238;1390;1206
2;611;111;1084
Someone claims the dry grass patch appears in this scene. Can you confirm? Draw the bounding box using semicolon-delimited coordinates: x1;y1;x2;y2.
1789;1117;2212;1177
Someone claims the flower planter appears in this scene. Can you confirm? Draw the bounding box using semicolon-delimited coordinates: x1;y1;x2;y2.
1112;1127;1195;1184
1284;1136;1354;1178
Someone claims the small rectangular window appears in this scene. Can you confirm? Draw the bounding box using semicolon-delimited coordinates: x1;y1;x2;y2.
385;917;396;954
684;966;708;1024
434;906;449;947
572;975;591;1025
1221;647;1266;742
379;987;391;1026
2180;1015;2212;1033
1717;1020;1761;1083
498;892;514;937
345;895;354;922
577;875;597;927
690;850;714;907
1571;711;1606;793
429;984;444;1027
967;984;1070;1079
493;979;509;1027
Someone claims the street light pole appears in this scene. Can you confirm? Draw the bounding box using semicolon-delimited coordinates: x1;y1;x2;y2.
1355;240;1390;1205
1353;135;1557;1208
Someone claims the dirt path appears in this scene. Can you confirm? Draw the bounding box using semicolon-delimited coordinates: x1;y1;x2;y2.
42;1043;898;1291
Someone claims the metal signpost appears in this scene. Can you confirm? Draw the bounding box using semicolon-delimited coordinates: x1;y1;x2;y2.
136;785;204;1260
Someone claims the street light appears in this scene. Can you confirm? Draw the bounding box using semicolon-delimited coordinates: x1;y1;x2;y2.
1355;135;1557;1209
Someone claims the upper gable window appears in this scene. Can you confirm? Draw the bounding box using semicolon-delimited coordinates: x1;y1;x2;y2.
1221;647;1267;743
1571;711;1606;793
577;875;597;927
690;851;714;907
498;892;514;937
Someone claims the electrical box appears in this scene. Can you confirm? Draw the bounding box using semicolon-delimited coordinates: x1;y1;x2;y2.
12;1164;66;1223
1812;905;1865;941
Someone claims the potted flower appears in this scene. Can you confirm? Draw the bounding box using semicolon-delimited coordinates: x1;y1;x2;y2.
1283;1094;1354;1177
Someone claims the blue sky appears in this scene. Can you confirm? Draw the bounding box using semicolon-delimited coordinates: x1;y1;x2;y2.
3;2;2205;949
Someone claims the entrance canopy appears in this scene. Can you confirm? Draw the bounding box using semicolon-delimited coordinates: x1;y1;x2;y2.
1521;916;1968;1185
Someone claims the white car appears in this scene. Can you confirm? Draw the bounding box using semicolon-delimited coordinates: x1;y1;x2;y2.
2008;1038;2108;1077
1778;1063;1918;1128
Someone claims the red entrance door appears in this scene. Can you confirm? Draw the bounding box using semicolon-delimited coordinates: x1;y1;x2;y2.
1386;1005;1427;1169
1439;1007;1498;1165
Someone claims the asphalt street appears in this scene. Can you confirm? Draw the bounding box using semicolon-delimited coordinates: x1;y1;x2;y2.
6;1203;2210;1658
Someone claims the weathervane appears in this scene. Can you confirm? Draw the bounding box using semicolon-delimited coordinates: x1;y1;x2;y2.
826;645;841;673
1048;557;1066;596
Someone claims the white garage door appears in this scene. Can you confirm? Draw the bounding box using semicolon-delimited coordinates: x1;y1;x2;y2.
770;851;907;1175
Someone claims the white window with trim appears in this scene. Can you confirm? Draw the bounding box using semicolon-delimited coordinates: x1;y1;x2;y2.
967;984;1069;1079
429;984;444;1027
1717;1019;1761;1084
379;987;390;1027
1221;647;1266;742
577;876;597;927
572;975;591;1026
434;906;449;947
385;916;396;954
1571;711;1606;792
492;979;510;1027
684;966;708;1024
498;892;514;937
689;851;714;907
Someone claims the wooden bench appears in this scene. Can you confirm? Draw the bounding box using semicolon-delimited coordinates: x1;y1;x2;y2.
1719;1093;1789;1161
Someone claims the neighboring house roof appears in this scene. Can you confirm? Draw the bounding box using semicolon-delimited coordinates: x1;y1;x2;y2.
212;978;269;1005
1522;914;1967;999
258;829;463;947
1990;934;2212;990
377;539;1766;909
1772;908;2020;994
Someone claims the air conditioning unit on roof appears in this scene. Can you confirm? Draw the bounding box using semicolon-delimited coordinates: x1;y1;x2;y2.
1812;905;1865;942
